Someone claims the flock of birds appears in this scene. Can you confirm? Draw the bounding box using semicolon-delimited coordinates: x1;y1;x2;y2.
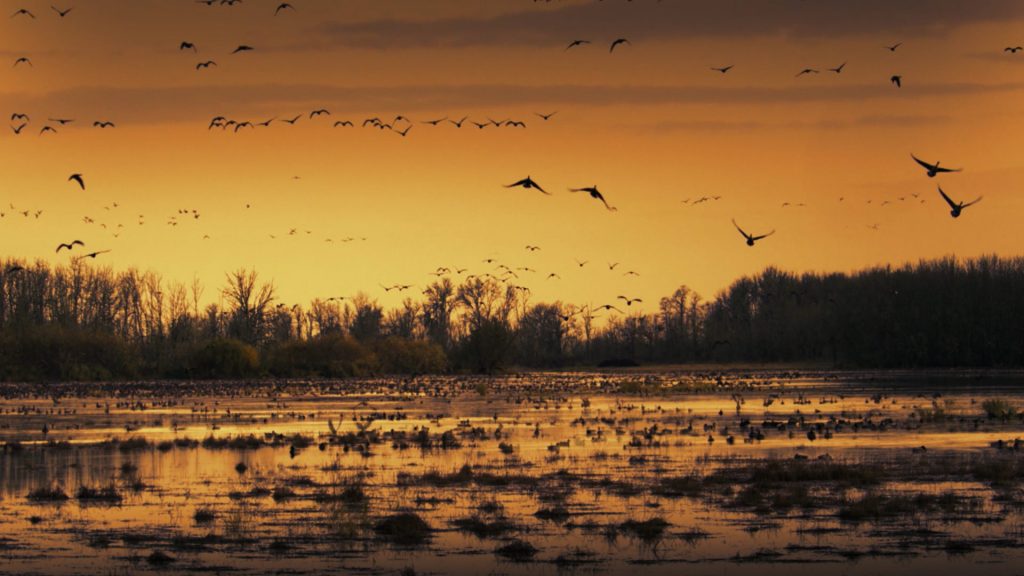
1;2;1004;312
204;110;557;137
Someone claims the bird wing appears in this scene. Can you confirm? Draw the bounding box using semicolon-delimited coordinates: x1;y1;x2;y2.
731;219;749;239
505;178;529;188
911;154;936;171
752;230;776;241
962;196;983;209
937;186;958;209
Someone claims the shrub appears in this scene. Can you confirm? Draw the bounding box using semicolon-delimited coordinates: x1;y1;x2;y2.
188;338;260;379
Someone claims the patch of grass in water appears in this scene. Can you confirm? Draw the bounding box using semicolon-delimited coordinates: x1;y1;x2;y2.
374;512;431;546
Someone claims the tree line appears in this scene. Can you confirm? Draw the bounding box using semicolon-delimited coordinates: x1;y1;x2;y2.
0;255;1021;381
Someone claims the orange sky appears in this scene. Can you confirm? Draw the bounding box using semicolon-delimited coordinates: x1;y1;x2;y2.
1;0;1023;311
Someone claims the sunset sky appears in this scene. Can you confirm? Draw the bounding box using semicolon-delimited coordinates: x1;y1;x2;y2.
1;0;1023;311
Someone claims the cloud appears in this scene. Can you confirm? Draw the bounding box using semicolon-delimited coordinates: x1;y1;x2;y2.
305;0;1024;50
2;81;1019;125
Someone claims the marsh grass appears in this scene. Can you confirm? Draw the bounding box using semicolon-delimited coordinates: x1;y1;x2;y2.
374;512;432;546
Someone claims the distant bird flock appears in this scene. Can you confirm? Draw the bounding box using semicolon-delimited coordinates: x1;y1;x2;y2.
3;0;1001;312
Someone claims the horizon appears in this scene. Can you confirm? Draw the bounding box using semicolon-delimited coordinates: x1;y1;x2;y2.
2;1;1023;313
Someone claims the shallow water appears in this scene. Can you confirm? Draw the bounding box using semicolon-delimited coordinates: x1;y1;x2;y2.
1;371;1024;575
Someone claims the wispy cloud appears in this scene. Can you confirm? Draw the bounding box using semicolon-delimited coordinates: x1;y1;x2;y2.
304;0;1024;50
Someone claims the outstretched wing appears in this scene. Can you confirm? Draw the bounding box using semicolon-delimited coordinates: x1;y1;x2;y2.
962;196;983;209
911;154;935;171
937;186;958;209
731;219;749;239
752;230;776;242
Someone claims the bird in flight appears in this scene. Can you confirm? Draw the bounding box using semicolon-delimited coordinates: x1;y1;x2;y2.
11;123;27;135
711;65;733;74
310;109;330;118
93;121;115;128
196;60;217;69
596;304;623;314
52;6;72;17
938;186;981;218
55;240;85;253
912;154;961;178
525;245;541;251
566;40;590;51
733;219;775;247
75;250;111;262
505;176;549;195
333;120;353;127
40;125;57;135
231;45;254;54
275;3;295;14
68;174;85;190
891;75;902;88
449;116;468;128
1006;46;1023;53
886;42;903;52
796;68;819;77
828;62;846;73
11;112;29;122
180;41;197;52
618;296;643;306
610;38;631;53
575;259;588;268
11;8;34;18
535;111;558;121
569;186;617;211
14;57;32;67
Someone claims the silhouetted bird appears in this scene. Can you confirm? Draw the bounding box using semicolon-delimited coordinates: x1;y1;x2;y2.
796;68;819;77
891;75;902;88
732;219;774;246
610;38;630;53
55;240;84;253
93;121;115;128
11;8;34;18
505;176;549;195
536;111;557;121
1006;46;1023;53
14;57;32;67
912;154;961;178
569;186;617;211
886;42;903;52
829;62;846;73
52;6;72;17
76;250;111;261
231;45;254;54
711;65;733;73
566;40;590;50
275;3;295;14
196;60;217;69
938;186;981;218
180;41;197;52
617;296;642;306
68;174;85;190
